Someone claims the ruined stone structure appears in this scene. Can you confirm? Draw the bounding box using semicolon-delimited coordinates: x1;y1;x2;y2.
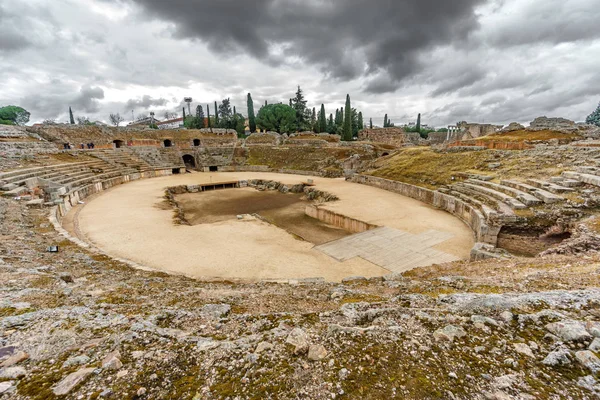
358;127;420;147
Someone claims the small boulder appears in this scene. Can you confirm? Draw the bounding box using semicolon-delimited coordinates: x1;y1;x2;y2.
589;338;600;352
63;355;90;368
53;367;95;396
0;351;29;367
512;343;535;358
471;315;499;327
201;304;231;319
545;320;591;342
433;325;467;342
59;273;74;283
307;344;328;361
255;341;273;354
101;350;123;370
0;367;26;379
286;328;309;355
542;348;572;366
575;351;600;374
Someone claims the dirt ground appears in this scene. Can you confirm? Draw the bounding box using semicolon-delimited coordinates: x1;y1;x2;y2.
73;172;474;282
175;188;350;244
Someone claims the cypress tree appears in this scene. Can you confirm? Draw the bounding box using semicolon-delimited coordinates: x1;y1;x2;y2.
182;107;186;124
343;95;352;141
416;113;421;132
311;107;316;132
247;93;257;133
69;107;75;124
369;118;373;129
214;101;219;125
207;104;211;128
233;106;237;116
196;105;205;128
319;104;327;133
328;113;334;134
358;112;363;133
265;100;267;106
289;99;292;107
383;114;388;128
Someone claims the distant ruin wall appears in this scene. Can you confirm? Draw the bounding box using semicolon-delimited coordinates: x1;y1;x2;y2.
305;205;378;233
448;140;532;150
350;175;500;245
358;128;419;147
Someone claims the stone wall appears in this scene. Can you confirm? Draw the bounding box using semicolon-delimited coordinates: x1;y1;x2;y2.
358;128;419;147
350;175;501;245
305;205;378;233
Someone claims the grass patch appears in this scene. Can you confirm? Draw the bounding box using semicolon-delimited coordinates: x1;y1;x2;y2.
477;130;581;143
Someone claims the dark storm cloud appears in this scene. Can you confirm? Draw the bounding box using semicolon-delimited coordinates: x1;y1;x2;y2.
0;4;33;52
117;0;486;92
72;86;105;113
125;95;168;110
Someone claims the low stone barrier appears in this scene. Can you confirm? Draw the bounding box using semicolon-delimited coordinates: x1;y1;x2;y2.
305;205;377;234
350;175;500;245
54;168;173;221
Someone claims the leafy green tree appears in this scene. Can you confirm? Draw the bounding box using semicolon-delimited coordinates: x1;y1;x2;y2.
256;104;296;134
342;95;352;141
319;104;327;133
217;98;235;129
0;106;30;126
357;112;364;134
247;93;257;133
291;86;311;131
76;116;93;125
69;107;75;125
587;102;600;127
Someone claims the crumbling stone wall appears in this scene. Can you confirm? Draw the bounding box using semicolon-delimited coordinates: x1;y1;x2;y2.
358;128;419;147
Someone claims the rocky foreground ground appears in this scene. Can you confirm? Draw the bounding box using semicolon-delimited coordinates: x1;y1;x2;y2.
1;197;600;399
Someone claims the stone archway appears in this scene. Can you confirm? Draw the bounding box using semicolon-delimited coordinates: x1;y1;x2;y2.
113;140;124;149
182;154;196;169
193;139;201;147
164;139;172;147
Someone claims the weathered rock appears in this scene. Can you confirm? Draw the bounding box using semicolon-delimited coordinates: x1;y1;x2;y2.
101;350;123;370
512;343;535;358
341;276;367;284
0;367;26;379
0;381;14;394
286;328;309;354
307;344;328;361
542;348;572;366
589;337;600;352
0;351;29;367
63;355;90;368
471;315;499;326
545;320;591;342
197;338;220;352
585;321;600;337
255;341;273;354
53;367;95;396
575;350;600;373
201;303;231;319
433;325;467;342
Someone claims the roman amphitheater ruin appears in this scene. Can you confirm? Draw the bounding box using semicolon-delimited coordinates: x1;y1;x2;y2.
2;118;600;398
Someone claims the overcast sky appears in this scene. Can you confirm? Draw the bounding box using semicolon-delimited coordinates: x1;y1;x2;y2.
1;0;599;127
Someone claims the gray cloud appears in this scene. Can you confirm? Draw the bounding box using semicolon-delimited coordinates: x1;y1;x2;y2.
121;0;486;92
125;95;168;110
73;86;105;113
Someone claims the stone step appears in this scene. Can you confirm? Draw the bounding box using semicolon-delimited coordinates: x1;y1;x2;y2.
451;184;516;217
466;179;541;206
447;190;497;220
461;182;526;209
25;199;44;208
526;179;574;194
501;180;564;204
549;176;583;187
2;186;29;197
562;171;600;187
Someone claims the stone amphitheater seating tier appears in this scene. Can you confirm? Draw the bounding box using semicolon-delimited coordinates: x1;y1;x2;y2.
500;180;564;203
128;147;185;169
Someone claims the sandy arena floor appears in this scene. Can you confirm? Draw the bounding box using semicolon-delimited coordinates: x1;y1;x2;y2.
71;172;474;282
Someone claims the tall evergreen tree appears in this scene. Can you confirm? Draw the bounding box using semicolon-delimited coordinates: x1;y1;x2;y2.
69;107;75;124
247;93;257;133
311;107;317;132
319;104;327;133
233;106;237;116
182;107;186;123
328;113;335;134
343;95;352;141
383;114;388;128
196;105;205;128
214;101;219;125
206;104;211;128
416;113;421;132
290;86;310;131
358;112;364;133
265;100;267;107
369;117;373;129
